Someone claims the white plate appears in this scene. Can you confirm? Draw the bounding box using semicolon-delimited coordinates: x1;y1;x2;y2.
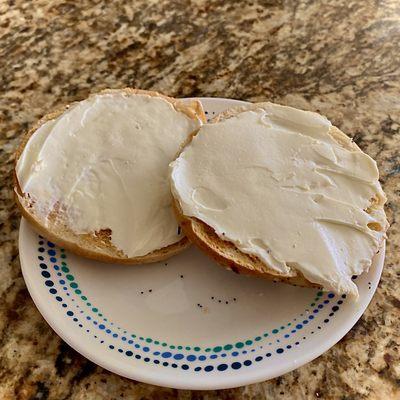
19;98;385;390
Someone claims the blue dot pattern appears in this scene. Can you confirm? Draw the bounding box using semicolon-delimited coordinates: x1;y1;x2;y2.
37;236;346;373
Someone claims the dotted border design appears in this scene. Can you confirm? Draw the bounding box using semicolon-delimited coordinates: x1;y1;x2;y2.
37;236;348;372
49;248;326;352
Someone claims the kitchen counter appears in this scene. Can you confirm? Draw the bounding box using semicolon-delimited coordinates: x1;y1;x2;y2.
0;0;399;398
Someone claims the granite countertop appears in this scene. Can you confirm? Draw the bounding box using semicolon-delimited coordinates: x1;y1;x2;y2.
0;0;399;398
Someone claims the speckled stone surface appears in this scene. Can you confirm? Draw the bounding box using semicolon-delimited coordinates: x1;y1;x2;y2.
0;0;399;399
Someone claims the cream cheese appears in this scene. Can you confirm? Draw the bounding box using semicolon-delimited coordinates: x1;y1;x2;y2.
170;103;388;298
17;92;202;257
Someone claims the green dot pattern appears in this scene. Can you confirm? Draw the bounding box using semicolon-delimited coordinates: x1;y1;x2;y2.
55;249;325;352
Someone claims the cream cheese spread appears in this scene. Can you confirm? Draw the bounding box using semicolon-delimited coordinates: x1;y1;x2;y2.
170;103;388;297
17;92;201;257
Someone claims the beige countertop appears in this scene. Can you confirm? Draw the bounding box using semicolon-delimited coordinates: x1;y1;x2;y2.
0;0;399;398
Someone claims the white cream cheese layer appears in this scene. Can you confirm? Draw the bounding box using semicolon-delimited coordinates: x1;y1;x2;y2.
17;93;201;257
170;103;388;297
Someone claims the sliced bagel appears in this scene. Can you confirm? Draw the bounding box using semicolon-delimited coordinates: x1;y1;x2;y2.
14;88;206;264
170;102;388;297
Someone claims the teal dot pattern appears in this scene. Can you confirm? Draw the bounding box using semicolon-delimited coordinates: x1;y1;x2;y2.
54;248;326;351
37;235;347;373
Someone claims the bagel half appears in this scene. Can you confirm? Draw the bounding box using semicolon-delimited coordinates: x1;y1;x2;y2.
14;88;206;264
170;103;388;295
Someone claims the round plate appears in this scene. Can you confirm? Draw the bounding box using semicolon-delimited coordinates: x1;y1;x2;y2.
19;98;385;390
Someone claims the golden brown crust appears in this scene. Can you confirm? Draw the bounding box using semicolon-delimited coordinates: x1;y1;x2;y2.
14;88;204;264
170;102;388;288
15;191;190;264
